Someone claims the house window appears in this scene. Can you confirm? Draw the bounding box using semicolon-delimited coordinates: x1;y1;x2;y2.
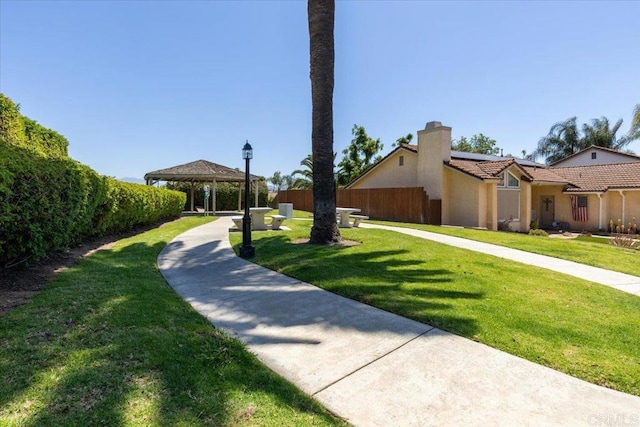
497;171;519;188
497;171;520;220
399;155;404;166
507;172;519;187
498;190;520;220
591;152;597;159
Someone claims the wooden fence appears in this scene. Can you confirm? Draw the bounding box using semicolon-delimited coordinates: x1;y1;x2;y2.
275;187;441;225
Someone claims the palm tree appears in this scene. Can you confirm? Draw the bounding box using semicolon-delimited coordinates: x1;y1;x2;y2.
268;171;283;192
581;117;630;150
629;104;640;141
308;0;341;243
532;117;583;164
290;154;314;189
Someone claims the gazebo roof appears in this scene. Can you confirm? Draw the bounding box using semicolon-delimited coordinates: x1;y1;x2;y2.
144;159;260;183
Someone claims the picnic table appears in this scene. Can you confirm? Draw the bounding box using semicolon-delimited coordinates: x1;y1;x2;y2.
250;207;273;230
336;207;361;228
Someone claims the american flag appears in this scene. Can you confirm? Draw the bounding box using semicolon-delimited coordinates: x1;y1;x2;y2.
570;195;588;222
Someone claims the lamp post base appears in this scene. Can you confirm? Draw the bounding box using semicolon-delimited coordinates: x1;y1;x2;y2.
240;245;255;258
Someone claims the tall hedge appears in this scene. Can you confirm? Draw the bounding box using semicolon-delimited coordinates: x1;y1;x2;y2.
0;94;186;268
0;94;26;148
23;117;69;158
0;141;186;268
0;94;68;158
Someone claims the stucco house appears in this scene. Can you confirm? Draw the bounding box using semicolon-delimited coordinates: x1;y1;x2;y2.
346;121;640;233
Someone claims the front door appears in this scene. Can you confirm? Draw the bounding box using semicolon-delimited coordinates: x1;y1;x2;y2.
539;196;555;228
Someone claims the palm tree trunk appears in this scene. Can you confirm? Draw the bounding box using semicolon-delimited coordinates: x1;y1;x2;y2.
308;0;341;243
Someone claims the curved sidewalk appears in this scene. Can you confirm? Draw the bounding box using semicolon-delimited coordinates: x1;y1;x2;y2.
158;217;640;426
359;223;640;296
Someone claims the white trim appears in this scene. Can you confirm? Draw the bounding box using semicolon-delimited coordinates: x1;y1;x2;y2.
618;190;626;226
597;193;603;230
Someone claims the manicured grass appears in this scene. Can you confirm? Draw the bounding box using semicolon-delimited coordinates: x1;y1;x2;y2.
371;221;640;277
0;217;345;426
230;220;640;397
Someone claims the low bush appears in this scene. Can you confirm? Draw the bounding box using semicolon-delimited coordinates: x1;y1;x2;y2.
528;229;549;237
609;234;639;250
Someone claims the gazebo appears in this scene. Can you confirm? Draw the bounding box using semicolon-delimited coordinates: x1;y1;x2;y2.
144;159;261;213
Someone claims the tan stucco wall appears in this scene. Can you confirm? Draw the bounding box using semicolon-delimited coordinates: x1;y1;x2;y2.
478;182;487;228
519;180;532;232
623;191;640;227
417;123;451;199
444;168;481;227
486;182;498;231
604;190;640;230
350;150;418;189
553;149;640;167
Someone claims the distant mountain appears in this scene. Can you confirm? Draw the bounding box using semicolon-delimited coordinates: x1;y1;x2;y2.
119;177;145;184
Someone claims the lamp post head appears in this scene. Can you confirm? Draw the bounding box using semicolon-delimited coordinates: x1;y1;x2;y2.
242;141;253;160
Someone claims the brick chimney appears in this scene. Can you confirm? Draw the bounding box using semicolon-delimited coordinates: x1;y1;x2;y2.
417;121;451;199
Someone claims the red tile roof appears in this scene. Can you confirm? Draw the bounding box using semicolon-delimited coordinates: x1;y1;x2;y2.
447;159;508;180
521;166;570;184
550;163;640;192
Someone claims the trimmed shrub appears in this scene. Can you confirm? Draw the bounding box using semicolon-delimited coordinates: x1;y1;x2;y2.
0;94;26;148
23;116;68;158
0;94;68;158
0;141;185;268
0;94;185;268
93;179;186;234
528;229;549;237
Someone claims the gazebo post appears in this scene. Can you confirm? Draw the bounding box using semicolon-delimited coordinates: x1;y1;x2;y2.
190;182;195;212
237;183;242;211
212;179;217;214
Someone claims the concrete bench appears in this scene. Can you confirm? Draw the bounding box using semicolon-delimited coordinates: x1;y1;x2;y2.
270;214;287;230
231;216;243;229
351;214;369;227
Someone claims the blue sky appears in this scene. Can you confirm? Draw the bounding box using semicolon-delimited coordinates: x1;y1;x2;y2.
1;0;639;182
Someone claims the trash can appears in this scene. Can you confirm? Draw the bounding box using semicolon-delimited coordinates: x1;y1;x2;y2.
278;203;293;219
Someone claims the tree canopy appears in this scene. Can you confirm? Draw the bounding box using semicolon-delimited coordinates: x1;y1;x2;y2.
290;154;314;189
532;110;638;164
451;134;499;155
393;133;413;147
629;104;640;141
336;124;384;186
267;171;292;192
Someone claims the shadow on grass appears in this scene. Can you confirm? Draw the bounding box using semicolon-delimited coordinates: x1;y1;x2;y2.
0;238;340;425
159;230;482;342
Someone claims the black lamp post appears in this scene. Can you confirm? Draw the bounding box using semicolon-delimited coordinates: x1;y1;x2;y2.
240;141;255;258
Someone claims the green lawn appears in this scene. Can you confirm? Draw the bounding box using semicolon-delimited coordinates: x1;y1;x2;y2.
0;217;345;427
230;219;640;397
370;220;640;277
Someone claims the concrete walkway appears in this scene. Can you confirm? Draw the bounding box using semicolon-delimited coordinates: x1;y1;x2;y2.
360;223;640;296
158;217;640;426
